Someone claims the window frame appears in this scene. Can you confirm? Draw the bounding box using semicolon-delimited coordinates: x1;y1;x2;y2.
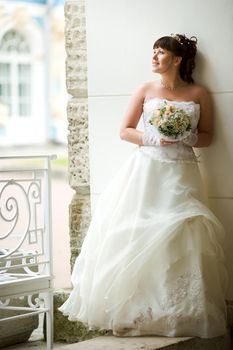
0;30;32;119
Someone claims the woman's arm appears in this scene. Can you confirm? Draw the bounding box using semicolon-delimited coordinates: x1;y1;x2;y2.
120;85;146;145
194;86;214;147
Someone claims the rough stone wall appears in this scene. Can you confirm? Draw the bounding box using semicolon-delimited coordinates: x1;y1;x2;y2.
69;192;91;268
65;0;91;271
52;0;94;342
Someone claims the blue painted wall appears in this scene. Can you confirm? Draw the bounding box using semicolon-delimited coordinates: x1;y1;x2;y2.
11;0;64;6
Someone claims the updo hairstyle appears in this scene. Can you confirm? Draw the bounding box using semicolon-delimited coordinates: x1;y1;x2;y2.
153;34;197;83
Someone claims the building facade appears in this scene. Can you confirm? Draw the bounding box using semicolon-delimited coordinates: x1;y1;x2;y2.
0;0;66;145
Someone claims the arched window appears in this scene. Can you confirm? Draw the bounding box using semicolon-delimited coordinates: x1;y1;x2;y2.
0;30;31;118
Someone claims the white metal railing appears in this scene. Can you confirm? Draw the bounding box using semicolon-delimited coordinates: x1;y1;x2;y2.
0;155;56;350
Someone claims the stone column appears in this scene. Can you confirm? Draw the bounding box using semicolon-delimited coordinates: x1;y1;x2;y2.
53;0;102;342
65;0;91;271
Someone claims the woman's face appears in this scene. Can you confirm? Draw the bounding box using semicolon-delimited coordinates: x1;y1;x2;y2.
152;47;177;74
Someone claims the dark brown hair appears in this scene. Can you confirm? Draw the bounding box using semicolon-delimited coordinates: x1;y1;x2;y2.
153;34;197;83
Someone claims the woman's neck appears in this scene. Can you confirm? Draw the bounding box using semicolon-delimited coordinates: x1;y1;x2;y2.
160;73;185;91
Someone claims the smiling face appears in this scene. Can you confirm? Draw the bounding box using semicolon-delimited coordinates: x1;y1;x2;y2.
152;47;181;74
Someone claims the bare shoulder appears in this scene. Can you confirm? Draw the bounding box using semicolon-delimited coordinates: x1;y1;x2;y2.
135;81;157;94
190;84;213;130
188;84;212;105
133;80;160;101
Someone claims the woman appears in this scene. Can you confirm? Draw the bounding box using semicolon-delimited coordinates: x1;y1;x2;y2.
59;34;228;338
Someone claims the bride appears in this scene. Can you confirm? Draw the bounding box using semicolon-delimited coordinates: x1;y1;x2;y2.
59;34;228;338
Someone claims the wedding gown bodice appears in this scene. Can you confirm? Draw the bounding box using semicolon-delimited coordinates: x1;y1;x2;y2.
141;98;200;163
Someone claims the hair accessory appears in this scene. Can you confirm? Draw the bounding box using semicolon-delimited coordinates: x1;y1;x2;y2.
170;33;184;45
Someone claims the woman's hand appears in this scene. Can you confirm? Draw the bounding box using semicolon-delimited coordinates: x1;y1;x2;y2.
142;133;180;147
182;132;198;147
142;131;160;146
160;138;179;146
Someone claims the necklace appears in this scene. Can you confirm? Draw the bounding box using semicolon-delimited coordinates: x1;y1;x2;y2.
160;79;184;91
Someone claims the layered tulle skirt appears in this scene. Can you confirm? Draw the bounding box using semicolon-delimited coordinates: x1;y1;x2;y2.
59;146;228;338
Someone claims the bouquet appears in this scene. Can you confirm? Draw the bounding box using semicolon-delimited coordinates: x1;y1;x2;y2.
149;102;192;140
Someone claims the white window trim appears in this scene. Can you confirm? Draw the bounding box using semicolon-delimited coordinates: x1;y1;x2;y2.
0;21;47;145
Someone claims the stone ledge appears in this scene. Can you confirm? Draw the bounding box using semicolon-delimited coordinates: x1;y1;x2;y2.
57;335;191;349
56;331;232;350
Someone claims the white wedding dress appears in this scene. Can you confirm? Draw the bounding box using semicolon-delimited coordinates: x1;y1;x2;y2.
59;98;228;338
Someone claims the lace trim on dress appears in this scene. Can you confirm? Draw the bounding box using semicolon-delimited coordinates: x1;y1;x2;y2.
159;266;205;328
133;307;153;327
143;97;200;107
113;307;153;336
161;267;203;310
138;146;199;163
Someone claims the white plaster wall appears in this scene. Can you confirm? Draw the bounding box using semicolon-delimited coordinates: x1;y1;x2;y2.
86;0;233;298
